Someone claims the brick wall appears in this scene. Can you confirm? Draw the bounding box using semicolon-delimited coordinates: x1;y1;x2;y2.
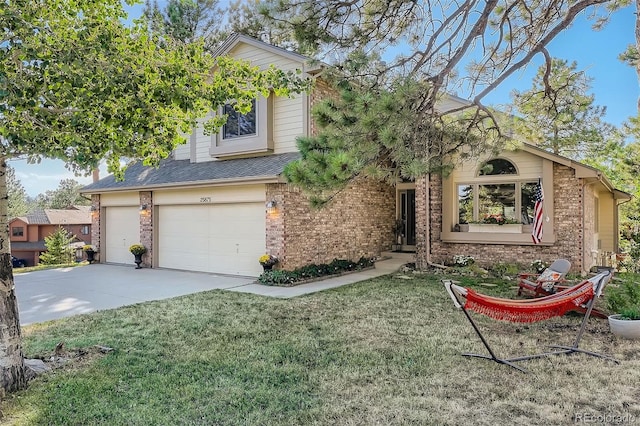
266;179;395;270
417;164;586;272
91;194;101;263
309;78;338;137
139;191;153;268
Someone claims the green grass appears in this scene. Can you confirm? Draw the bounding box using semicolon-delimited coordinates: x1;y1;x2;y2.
2;273;639;425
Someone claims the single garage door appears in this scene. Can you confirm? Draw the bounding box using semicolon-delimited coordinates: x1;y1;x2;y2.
157;203;265;276
105;206;140;264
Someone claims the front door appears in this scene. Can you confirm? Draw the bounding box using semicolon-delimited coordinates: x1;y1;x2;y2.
400;189;416;247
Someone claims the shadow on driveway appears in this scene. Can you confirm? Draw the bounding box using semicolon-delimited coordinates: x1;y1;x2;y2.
14;264;255;326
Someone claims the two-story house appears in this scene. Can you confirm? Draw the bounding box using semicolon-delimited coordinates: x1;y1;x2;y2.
81;34;629;276
10;206;92;266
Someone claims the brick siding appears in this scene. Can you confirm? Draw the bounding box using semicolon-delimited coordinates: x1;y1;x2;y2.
139;191;153;268
90;194;101;263
417;164;586;272
266;179;395;270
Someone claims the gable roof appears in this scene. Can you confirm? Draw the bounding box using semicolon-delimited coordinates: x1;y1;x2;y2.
214;33;322;74
81;152;301;193
13;206;91;225
518;143;631;200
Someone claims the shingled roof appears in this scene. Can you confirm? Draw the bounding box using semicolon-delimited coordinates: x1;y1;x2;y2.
81;152;301;192
14;206;91;225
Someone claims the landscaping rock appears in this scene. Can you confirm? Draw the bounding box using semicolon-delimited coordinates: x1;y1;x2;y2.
24;358;51;381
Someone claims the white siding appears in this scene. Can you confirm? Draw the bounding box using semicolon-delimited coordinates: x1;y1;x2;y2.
273;95;305;153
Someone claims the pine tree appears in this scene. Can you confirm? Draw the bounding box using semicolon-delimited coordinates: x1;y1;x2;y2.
39;228;76;265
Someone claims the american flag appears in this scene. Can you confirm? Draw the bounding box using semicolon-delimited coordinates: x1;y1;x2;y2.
531;180;544;244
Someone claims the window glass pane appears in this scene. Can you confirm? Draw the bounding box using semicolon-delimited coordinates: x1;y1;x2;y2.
479;158;517;175
478;184;516;221
520;182;538;224
458;185;474;224
223;99;256;139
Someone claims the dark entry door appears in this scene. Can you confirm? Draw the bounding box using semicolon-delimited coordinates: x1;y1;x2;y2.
401;189;416;246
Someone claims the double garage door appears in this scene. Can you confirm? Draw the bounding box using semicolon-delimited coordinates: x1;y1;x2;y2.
105;203;265;276
157;203;265;276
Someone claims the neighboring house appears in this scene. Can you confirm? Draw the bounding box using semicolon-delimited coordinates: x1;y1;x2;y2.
10;206;92;266
81;34;629;276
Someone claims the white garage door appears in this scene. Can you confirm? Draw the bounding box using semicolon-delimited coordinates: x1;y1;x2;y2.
105;207;140;264
158;203;265;276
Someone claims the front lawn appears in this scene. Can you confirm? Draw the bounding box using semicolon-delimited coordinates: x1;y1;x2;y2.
2;273;639;425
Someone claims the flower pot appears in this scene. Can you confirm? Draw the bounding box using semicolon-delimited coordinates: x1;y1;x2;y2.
86;250;96;264
262;264;273;271
134;253;143;269
608;314;640;339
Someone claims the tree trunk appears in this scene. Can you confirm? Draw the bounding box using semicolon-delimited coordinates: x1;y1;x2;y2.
0;158;27;392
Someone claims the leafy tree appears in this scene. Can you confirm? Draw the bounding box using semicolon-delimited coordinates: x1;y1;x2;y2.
38;227;76;265
6;165;30;218
35;179;90;210
509;59;619;159
0;0;307;392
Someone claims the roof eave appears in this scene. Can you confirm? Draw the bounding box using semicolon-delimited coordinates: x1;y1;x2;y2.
80;175;282;195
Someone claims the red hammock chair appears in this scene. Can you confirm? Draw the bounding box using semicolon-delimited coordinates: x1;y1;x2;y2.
444;271;617;372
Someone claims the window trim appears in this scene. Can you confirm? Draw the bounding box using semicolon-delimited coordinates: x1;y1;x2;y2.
441;156;555;245
210;95;273;158
457;180;538;225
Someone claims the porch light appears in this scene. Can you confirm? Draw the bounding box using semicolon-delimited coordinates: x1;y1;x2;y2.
266;200;277;214
139;204;149;215
90;205;98;218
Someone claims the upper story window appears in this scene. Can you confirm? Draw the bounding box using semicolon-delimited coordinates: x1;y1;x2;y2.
81;225;90;235
222;99;257;140
210;95;273;158
12;226;24;237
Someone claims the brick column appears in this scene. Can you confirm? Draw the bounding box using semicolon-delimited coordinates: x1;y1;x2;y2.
90;194;101;263
139;191;153;268
265;184;285;269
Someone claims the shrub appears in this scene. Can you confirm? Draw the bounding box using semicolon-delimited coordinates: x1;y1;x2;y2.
606;277;640;320
258;257;376;286
453;255;474;267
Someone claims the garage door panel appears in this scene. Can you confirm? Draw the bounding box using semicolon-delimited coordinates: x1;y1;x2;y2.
158;203;265;276
105;207;140;264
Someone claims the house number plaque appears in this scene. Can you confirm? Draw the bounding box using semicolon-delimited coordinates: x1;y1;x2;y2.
200;197;211;203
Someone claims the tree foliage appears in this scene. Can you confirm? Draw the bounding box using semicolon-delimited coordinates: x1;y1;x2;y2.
508;59;620;160
143;0;225;51
39;227;76;265
284;72;503;204
0;0;308;392
6;165;29;218
35;179;90;210
266;0;630;197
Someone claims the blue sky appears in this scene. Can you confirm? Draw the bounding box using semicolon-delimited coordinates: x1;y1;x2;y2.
9;4;638;197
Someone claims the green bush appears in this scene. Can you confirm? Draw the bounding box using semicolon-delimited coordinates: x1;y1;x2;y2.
606;276;640;320
258;257;375;286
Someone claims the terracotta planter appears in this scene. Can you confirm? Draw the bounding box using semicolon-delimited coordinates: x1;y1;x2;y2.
608;314;640;339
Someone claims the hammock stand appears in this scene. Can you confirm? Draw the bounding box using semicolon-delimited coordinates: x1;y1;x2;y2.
443;271;618;373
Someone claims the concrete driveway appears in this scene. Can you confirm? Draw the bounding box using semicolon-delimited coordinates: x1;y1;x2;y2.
14;264;255;326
